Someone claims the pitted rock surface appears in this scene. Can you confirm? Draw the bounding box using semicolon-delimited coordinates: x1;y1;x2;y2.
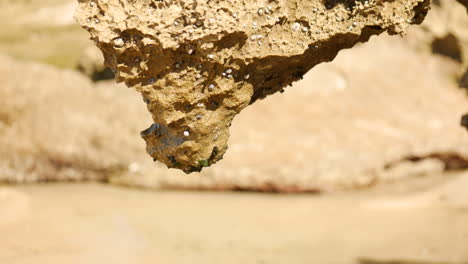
75;0;430;173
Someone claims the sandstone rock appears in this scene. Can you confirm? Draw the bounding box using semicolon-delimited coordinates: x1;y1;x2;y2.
0;54;152;183
430;33;463;62
406;0;468;83
408;0;468;135
117;37;468;192
75;0;430;173
2;35;468;191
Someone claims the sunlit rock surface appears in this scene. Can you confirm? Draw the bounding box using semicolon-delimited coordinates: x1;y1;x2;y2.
75;0;430;172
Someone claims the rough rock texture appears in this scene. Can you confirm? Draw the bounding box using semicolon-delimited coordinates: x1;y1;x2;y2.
1;35;468;191
75;0;430;173
116;37;468;192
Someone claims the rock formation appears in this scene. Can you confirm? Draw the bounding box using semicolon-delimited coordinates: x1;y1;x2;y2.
0;54;152;183
405;0;468;90
2;36;468;191
127;37;468;192
75;0;430;173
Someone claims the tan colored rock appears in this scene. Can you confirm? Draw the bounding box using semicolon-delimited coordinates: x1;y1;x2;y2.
118;37;468;192
0;54;152;183
405;0;468;134
1;35;468;191
75;0;430;173
406;0;468;82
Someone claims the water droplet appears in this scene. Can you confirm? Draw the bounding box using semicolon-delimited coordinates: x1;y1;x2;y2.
112;37;125;48
292;22;301;32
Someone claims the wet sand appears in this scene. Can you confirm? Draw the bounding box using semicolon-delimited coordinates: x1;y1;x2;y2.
1;173;468;264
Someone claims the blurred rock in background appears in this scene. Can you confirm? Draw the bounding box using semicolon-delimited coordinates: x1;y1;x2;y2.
407;0;468;88
461;70;468;88
1;35;467;192
0;54;150;183
0;0;467;192
462;113;468;130
76;44;114;81
1;1;468;263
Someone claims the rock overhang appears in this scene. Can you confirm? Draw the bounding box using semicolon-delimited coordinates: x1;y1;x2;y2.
75;0;430;173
